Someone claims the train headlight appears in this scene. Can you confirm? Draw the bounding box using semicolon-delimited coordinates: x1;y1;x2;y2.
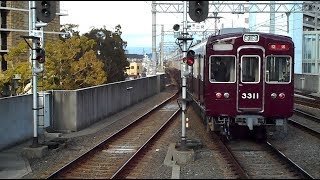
224;92;230;99
279;93;285;99
271;93;277;99
243;34;259;42
216;92;222;99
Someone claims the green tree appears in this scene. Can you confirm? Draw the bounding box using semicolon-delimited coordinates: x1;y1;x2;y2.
83;25;129;83
71;50;106;87
43;36;106;90
0;41;31;95
0;35;107;94
60;23;80;41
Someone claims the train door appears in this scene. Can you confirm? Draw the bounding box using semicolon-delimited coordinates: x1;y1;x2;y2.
237;46;264;112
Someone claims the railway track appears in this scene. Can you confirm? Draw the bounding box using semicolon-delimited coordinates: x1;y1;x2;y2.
211;92;319;178
46;92;180;179
291;109;320;139
294;97;320;109
294;91;320;109
294;108;320;123
211;132;314;179
292;89;320;138
294;91;320;101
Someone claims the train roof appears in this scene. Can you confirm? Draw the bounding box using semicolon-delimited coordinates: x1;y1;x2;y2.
207;32;293;43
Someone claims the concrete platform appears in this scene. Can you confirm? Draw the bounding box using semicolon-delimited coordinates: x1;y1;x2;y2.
164;143;183;179
0;137;68;179
174;148;195;164
21;145;48;159
0;153;31;179
310;92;320;98
164;141;201;179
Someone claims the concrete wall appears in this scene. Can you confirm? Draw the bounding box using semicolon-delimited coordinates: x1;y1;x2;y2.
0;74;165;151
52;74;165;132
0;94;33;150
294;73;320;93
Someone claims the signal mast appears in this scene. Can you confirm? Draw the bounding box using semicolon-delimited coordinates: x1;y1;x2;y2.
174;1;208;150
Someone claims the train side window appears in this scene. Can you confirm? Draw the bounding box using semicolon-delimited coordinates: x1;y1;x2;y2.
266;56;291;83
241;56;260;83
210;56;236;83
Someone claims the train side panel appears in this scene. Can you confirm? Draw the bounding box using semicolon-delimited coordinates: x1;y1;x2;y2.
189;41;206;105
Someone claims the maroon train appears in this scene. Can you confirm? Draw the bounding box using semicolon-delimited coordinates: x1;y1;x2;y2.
170;29;294;140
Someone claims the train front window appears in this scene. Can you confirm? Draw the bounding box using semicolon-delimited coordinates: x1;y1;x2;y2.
241;56;260;83
210;56;236;83
266;56;291;83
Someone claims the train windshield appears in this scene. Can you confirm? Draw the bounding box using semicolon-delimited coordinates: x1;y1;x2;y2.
210;56;236;83
241;56;260;83
266;56;291;83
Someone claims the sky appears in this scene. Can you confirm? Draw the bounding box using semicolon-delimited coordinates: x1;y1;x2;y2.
60;1;177;49
60;1;250;51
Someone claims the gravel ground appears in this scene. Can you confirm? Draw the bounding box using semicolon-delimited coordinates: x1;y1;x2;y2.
268;125;320;179
137;103;231;179
178;106;235;179
269;103;320;179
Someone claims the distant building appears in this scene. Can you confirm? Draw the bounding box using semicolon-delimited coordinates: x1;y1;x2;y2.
301;1;320;74
125;53;154;78
126;54;144;62
249;1;320;74
0;1;64;73
126;61;143;78
126;54;144;78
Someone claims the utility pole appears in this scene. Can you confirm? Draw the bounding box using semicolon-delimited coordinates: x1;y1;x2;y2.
152;1;157;75
286;12;290;33
270;1;275;34
212;12;222;35
160;24;164;71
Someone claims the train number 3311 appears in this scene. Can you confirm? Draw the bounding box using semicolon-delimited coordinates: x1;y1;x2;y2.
241;92;259;99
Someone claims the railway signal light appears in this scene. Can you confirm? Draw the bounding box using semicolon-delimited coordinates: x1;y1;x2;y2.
36;48;45;63
186;50;195;66
173;24;180;38
189;1;209;22
36;1;56;23
173;24;180;31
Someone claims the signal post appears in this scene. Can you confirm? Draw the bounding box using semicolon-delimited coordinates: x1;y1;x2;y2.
175;1;208;152
21;1;56;158
171;1;208;164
